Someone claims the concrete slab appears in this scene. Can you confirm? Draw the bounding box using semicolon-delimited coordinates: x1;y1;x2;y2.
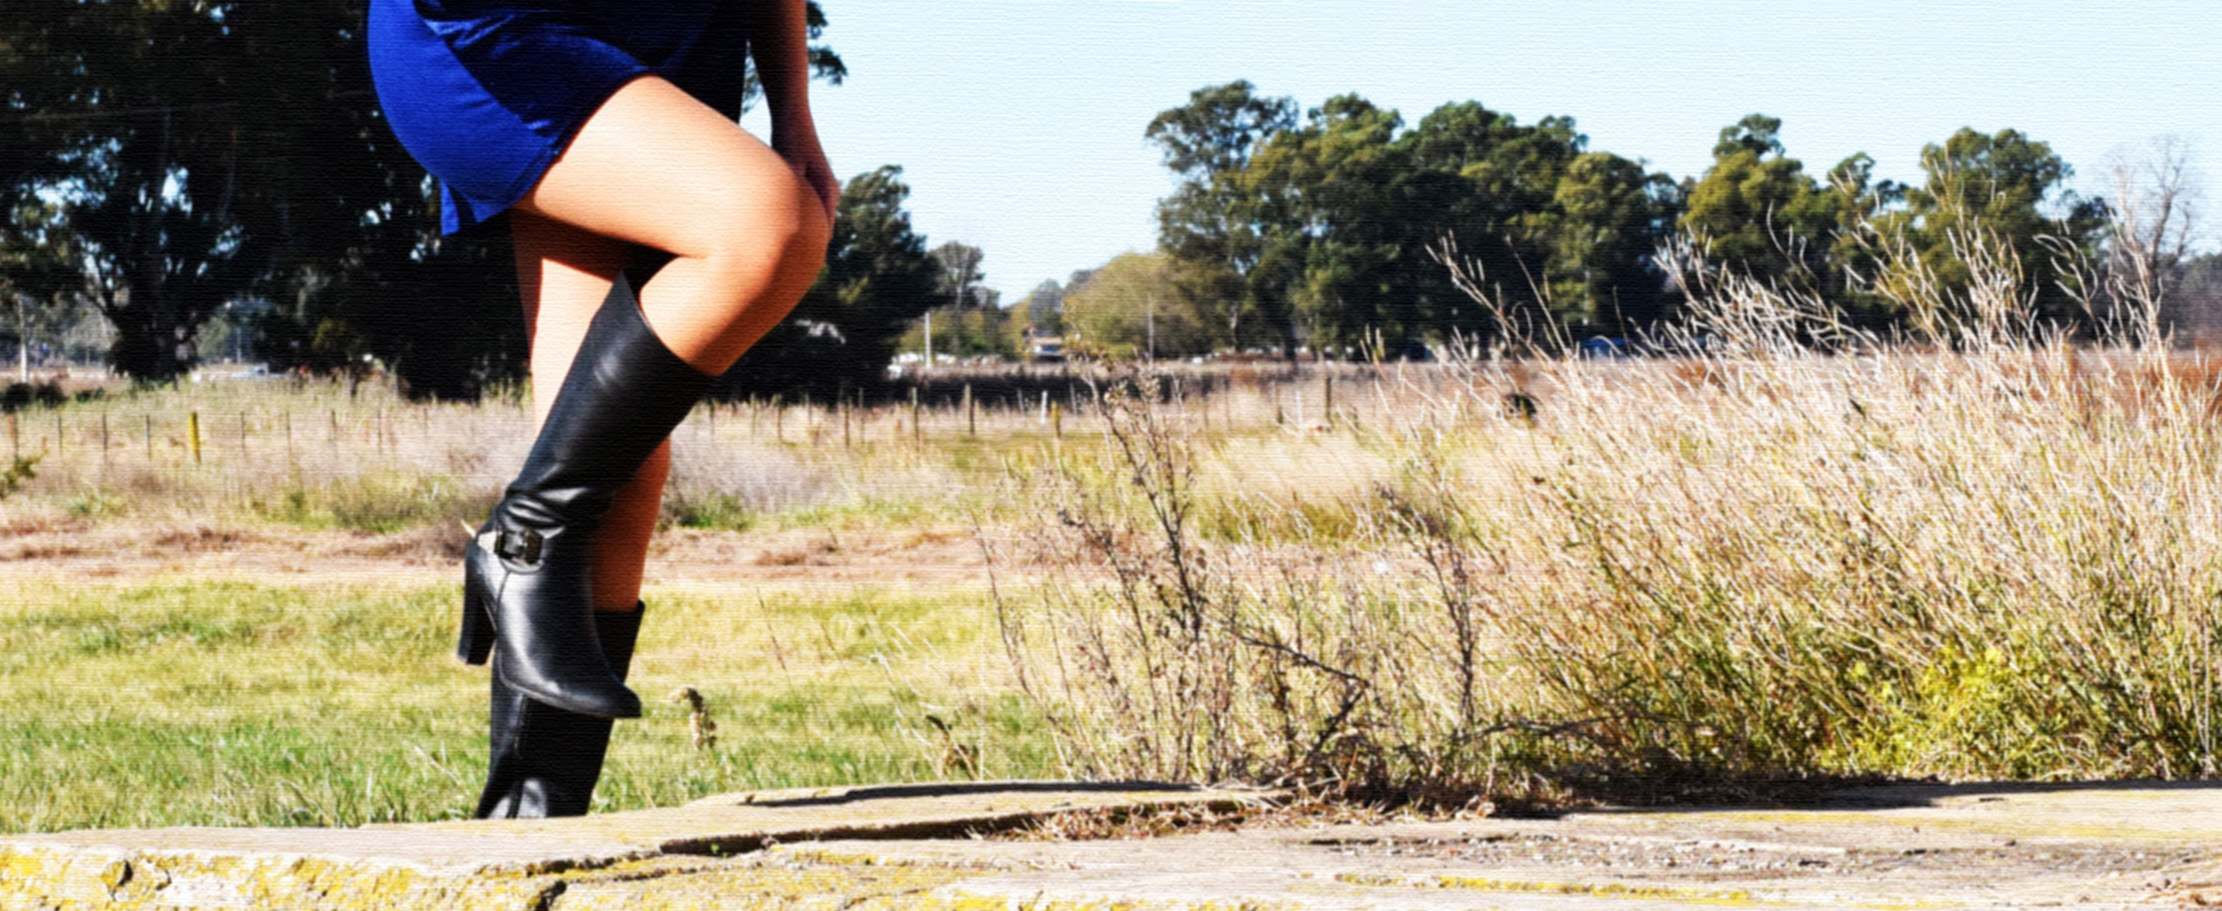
0;781;1263;910
821;781;2222;910
7;781;2222;910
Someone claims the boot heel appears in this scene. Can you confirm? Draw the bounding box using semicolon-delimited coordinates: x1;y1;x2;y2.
458;577;495;665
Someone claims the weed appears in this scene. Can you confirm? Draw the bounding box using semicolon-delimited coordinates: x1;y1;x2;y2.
663;490;755;531
59;489;123;518
254;472;492;533
0;455;38;499
996;234;2222;805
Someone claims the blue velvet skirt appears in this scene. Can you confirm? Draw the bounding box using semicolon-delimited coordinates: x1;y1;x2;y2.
368;0;747;234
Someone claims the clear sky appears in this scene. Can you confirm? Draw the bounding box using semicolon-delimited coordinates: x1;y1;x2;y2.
743;0;2222;299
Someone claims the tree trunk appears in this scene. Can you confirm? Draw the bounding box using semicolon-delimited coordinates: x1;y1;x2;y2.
103;114;190;383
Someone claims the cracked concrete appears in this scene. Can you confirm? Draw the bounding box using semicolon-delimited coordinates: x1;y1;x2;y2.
5;781;2222;909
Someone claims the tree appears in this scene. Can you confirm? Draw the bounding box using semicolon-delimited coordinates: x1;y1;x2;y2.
2175;251;2222;343
1019;279;1064;336
0;1;438;381
0;199;86;380
716;165;939;399
1679;115;1840;292
928;240;987;309
1251;95;1416;354
2;0;844;386
1540;151;1680;333
8;2;248;380
1063;251;1213;359
898;303;1020;361
1147;81;1299;353
1402;101;1676;341
1172;89;1679;354
1892;127;2106;332
1395;101;1573;343
2097;135;2203;340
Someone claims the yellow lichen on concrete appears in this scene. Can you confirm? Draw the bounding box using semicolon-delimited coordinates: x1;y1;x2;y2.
0;846;134;909
1336;870;1771;906
0;846;564;911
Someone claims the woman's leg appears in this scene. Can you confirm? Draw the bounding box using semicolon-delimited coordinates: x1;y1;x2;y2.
509;212;672;613
461;72;827;722
503;70;830;609
513;74;831;374
474;213;689;818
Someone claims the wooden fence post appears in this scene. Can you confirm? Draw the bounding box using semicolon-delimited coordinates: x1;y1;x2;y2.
1324;374;1335;428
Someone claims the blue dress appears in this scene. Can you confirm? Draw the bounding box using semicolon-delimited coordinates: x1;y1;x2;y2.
368;0;748;234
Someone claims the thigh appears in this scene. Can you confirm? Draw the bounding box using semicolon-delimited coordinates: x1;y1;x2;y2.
513;75;819;260
510;211;628;423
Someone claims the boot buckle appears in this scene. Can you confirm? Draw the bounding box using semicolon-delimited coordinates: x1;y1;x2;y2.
475;529;545;565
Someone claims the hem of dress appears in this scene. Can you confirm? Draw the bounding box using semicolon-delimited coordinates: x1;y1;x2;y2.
442;66;657;236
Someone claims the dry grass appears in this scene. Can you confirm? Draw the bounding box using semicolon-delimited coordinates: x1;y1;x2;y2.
992;253;2222;805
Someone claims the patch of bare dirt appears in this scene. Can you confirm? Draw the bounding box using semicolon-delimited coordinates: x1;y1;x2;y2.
0;519;999;587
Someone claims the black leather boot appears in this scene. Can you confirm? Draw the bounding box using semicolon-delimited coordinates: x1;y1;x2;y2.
476;604;644;818
458;272;709;718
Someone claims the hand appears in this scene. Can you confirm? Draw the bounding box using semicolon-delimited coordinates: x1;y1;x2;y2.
774;127;838;226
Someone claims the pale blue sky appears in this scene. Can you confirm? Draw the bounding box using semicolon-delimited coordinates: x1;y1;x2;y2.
744;0;2222;298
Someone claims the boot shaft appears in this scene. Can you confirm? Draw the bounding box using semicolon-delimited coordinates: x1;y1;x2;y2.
501;273;713;526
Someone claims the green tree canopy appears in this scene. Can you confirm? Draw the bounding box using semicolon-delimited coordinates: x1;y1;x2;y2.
1062;251;1215;359
1;0;844;388
1148;81;1300;353
1893;128;2105;330
1151;84;1678;356
1680;114;1839;289
1;0;435;381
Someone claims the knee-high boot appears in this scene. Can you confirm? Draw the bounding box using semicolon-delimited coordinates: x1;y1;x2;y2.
456;272;709;719
476;604;644;818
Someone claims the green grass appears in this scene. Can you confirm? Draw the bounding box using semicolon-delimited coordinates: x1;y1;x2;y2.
0;578;1054;834
248;471;495;534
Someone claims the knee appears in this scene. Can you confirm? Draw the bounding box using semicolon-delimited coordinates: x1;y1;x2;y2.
698;175;831;282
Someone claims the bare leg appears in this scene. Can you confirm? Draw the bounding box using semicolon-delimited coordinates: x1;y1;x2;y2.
501;74;825;610
509;212;673;613
465;69;829;813
515;75;831;375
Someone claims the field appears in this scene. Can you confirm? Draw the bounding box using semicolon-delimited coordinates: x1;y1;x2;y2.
0;364;1350;832
0;373;1067;832
8;300;2222;832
